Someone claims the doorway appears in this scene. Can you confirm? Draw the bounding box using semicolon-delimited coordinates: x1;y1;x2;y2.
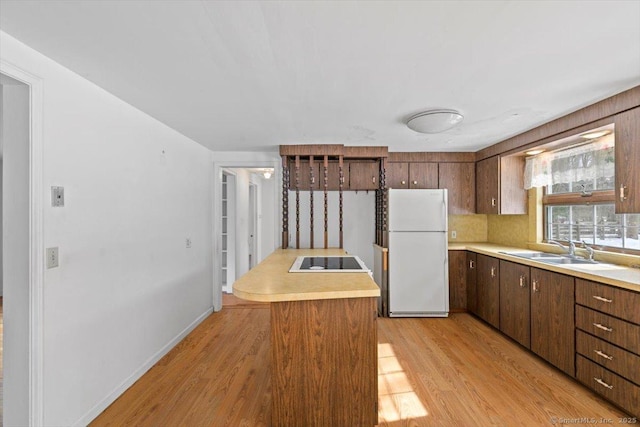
0;63;45;426
248;182;258;269
213;163;278;311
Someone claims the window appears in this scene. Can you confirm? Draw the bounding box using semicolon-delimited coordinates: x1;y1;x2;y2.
526;125;639;253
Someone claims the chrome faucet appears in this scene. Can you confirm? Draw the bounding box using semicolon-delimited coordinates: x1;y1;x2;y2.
547;239;577;257
581;240;596;262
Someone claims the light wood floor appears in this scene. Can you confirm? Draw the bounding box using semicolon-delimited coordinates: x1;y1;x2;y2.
91;295;626;426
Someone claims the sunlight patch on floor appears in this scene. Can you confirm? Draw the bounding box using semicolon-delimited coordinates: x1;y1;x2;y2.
378;342;428;422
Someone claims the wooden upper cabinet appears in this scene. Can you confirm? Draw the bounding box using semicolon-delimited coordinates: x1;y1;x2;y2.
326;161;349;191
386;162;410;189
439;162;476;214
289;159;320;190
615;107;640;213
476;155;526;214
385;162;437;189
476;156;499;214
349;161;379;190
409;162;438;189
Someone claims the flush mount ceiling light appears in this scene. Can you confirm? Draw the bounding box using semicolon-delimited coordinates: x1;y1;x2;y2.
579;129;612;139
525;149;545;156
406;109;464;134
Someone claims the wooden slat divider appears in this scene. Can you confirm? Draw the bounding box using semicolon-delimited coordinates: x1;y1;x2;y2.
324;155;328;249
339;155;344;248
281;156;289;249
295;155;300;249
309;155;314;249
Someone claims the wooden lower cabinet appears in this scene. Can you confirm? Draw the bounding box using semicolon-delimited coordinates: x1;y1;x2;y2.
475;254;500;328
448;250;467;310
499;260;530;348
271;297;378;426
466;252;477;314
530;268;575;376
576;355;640;417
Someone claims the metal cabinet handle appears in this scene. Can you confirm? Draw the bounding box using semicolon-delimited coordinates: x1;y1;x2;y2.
519;275;526;288
594;377;614;390
594;350;613;360
413;180;418;185
593;323;613;332
619;185;628;201
372;176;376;184
532;279;539;293
592;295;612;303
401;180;406;185
491;198;496;207
490;267;496;278
469;260;475;269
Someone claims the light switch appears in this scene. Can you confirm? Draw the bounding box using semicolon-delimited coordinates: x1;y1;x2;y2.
46;247;59;268
186;238;192;248
51;186;64;207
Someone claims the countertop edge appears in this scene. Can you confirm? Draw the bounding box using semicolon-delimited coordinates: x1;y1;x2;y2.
447;242;640;293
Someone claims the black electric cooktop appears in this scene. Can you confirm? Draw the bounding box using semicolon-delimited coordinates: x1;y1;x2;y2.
289;256;369;273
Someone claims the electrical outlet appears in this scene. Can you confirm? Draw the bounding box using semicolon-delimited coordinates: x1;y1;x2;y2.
46;247;59;268
186;238;192;248
451;230;457;239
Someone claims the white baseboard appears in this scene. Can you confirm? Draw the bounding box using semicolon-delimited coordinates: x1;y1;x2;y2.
73;307;214;426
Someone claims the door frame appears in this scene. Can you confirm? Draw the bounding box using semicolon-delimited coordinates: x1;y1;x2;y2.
0;60;45;425
248;181;258;269
211;160;279;312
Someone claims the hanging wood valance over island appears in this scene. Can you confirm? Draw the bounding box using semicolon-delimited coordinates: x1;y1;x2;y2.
279;144;390;250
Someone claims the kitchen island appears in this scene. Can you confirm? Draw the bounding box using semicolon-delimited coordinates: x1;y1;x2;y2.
233;248;380;426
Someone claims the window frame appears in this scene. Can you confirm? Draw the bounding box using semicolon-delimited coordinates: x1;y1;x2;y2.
543;191;640;255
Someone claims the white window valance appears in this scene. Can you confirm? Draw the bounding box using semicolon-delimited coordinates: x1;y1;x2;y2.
523;135;615;190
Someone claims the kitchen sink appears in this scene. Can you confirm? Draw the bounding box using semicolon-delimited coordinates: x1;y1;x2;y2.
502;252;563;260
499;251;597;265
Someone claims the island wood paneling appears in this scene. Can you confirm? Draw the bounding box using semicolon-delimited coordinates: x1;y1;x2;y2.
270;297;378;426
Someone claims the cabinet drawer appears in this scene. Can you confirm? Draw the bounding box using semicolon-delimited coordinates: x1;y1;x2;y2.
576;279;640;324
577;330;640;385
576;355;639;417
576;305;640;355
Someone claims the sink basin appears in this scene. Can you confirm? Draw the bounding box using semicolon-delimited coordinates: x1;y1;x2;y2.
500;251;562;260
499;251;597;265
537;257;594;265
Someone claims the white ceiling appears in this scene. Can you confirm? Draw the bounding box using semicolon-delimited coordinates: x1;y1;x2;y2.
1;1;639;153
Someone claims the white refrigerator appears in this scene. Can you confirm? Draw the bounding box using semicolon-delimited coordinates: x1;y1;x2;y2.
387;189;449;317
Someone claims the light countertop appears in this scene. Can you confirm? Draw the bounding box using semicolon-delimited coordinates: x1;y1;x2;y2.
233;248;381;302
448;242;640;293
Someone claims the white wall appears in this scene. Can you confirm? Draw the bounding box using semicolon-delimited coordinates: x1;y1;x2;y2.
1;32;214;426
288;191;376;270
233;169;251;280
259;176;276;263
1;80;30;426
0;157;3;296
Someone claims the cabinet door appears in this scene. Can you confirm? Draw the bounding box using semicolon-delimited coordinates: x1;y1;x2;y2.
349;161;379;190
530;268;575;376
386;162;409;189
289;159;320;190
409;162;438;189
476;254;500;328
326;161;349;191
499;260;530;348
438;162;476;214
615;107;640;213
466;252;477;314
448;251;467;311
476;156;499;214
